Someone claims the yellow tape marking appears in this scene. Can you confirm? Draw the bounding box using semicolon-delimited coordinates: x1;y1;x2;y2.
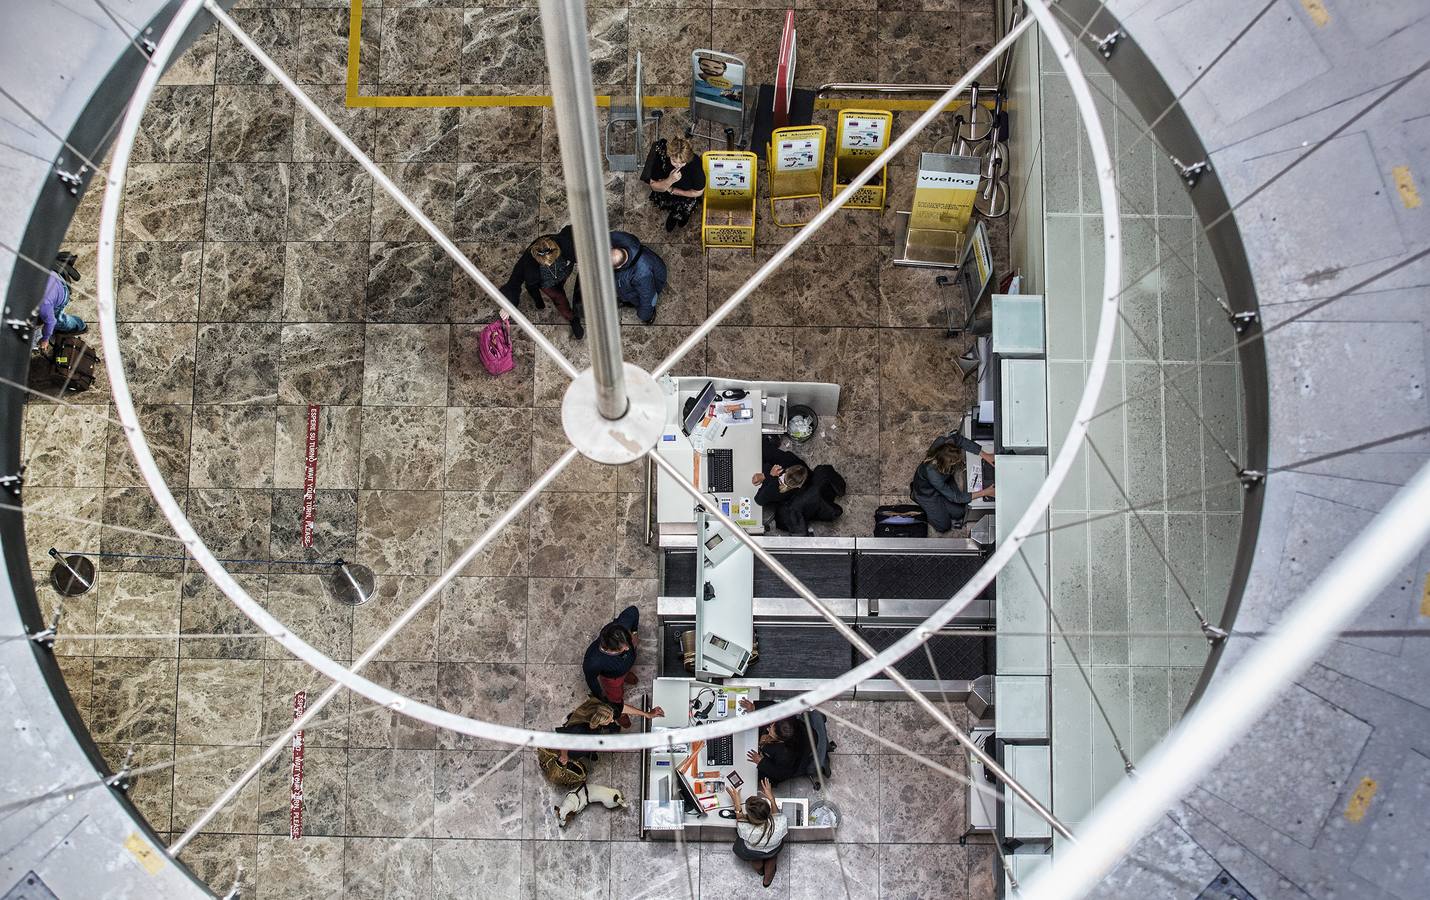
1420;572;1430;618
344;0;980;112
1343;777;1378;823
1300;0;1330;27
1393;166;1422;209
124;832;165;875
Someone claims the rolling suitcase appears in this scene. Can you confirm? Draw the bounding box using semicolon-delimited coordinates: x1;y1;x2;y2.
874;503;928;538
44;334;99;392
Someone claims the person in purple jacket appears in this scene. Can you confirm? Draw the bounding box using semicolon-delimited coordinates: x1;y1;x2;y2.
35;253;86;353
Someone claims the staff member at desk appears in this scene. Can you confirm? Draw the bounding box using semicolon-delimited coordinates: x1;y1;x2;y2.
739;698;813;785
752;435;808;510
910;432;996;532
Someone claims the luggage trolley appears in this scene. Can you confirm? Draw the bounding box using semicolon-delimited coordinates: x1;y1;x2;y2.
689;50;749;150
606;52;659;173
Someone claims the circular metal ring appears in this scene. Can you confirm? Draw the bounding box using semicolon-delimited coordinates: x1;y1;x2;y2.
91;0;1120;752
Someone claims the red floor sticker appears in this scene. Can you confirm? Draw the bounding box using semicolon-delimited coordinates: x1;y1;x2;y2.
290;690;307;839
301;405;321;548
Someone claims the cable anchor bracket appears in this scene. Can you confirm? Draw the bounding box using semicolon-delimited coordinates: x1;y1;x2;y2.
4;306;34;341
1237;468;1265;490
1200;622;1229;644
106;745;137;793
0;470;23;499
1229;309;1259;334
29;605;62;651
55;163;88;196
1093;30;1123;60
1169;155;1209;188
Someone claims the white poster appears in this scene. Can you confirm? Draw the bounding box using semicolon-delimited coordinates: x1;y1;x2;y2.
709;157;752;192
776;138;819;172
840;117;886;151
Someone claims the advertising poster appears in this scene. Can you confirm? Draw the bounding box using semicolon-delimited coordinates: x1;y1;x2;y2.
693;53;745;114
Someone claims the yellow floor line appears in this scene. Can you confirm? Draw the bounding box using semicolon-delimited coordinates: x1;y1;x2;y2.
344;0;978;112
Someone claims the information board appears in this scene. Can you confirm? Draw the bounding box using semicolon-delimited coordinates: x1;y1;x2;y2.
702;151;758;252
767;125;826;227
834;109;893;211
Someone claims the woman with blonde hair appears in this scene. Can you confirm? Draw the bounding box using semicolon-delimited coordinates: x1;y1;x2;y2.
910;429;995;532
726;778;788;888
646;136;706;232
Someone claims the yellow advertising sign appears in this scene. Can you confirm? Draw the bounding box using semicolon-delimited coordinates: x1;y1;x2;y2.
768;125;827;227
834;109;892;212
702;151;758;253
909;155;981;233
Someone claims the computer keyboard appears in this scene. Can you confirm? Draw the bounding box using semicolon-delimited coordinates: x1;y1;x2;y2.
707;448;734;494
705;734;734;767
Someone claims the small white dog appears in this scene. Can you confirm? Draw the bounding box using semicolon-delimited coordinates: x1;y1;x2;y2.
555;783;628;827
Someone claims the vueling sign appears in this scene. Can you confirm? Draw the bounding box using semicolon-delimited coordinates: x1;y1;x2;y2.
909;153;982;234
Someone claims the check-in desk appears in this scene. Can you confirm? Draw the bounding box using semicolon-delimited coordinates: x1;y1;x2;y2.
654;376;840;538
639;677;837;841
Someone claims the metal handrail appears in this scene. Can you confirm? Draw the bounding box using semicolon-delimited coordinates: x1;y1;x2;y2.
816;82;1002;98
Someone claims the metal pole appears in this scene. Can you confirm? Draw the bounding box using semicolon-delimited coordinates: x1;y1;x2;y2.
538;0;629;420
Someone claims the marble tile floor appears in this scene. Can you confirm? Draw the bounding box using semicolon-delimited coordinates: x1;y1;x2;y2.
20;2;1007;897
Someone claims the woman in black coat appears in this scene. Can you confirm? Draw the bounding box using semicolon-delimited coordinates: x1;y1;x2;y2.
500;225;585;339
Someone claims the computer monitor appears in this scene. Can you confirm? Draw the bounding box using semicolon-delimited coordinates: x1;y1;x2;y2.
681;381;718;436
675;762;709;818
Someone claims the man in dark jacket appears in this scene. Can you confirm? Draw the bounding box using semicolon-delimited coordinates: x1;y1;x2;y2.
739;698;815;786
608;230;666;323
500;225;585;339
773;464;846;535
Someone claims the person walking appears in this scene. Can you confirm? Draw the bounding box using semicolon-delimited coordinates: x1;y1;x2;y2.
608;231;666;324
500;225;585;339
582;605;642;727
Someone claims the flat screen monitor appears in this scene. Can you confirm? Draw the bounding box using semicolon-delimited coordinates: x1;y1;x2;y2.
675;761;709;817
681;381;718;436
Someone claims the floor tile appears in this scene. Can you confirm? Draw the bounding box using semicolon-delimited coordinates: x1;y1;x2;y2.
359;406;448;490
360;324;449;406
199;241;286;322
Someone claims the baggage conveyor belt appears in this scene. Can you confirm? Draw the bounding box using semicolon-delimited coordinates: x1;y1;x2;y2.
659;621;994;681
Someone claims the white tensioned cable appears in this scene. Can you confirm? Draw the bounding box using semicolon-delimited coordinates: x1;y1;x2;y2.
93;0;1120;752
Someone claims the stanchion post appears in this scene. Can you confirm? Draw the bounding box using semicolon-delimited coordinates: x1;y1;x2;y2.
326;558;374;607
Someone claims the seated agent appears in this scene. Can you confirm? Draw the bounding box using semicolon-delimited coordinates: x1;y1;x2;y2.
910;430;996;532
645;137;706;232
583;605;646;727
772;463;846;535
739;698;815;786
751;434;808;510
499;225;585;339
35;252;87;353
609;231;666;324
